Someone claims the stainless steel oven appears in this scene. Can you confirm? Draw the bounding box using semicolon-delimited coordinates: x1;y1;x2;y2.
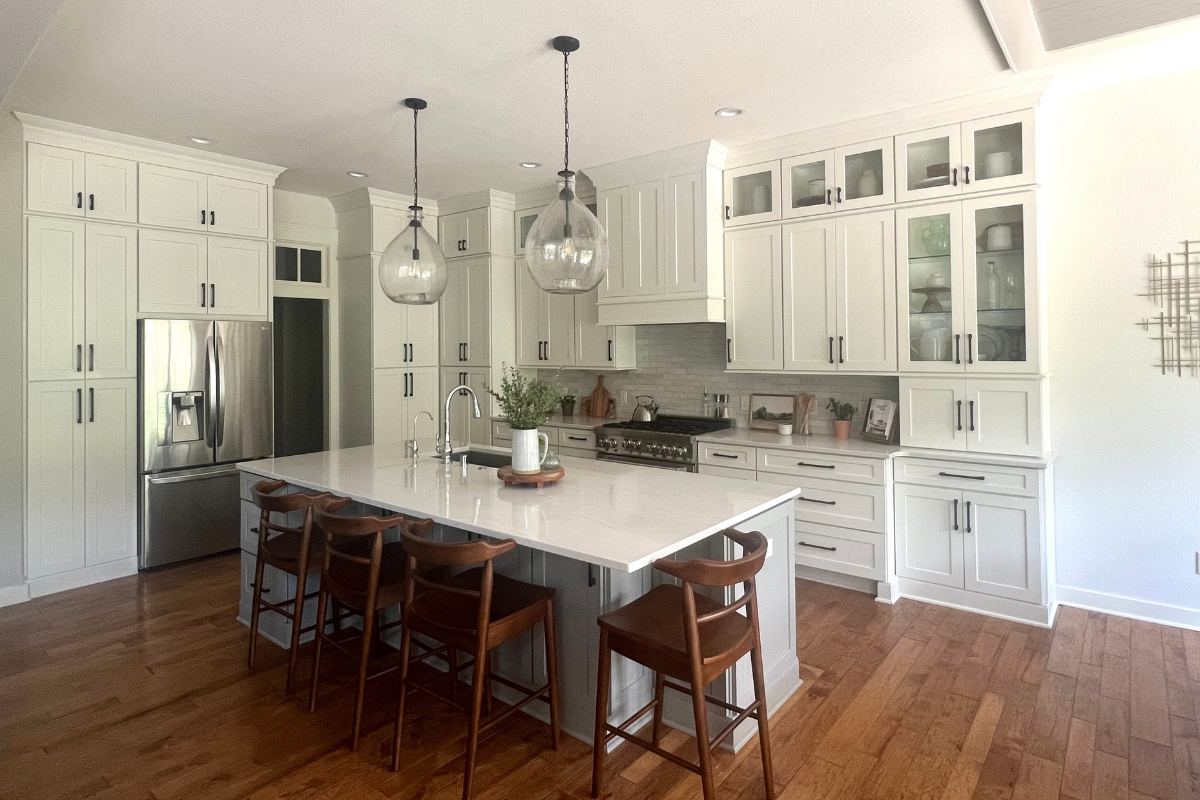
595;452;696;472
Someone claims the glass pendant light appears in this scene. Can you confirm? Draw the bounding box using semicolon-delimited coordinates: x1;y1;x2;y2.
525;36;609;294
379;98;447;305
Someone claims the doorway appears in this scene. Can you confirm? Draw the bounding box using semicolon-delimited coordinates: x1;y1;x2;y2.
273;296;326;457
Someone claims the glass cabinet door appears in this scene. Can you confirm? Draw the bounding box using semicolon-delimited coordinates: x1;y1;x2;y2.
782;150;836;219
834;137;894;210
962;110;1035;192
897;204;964;373
515;210;539;256
722;161;781;226
962;191;1039;373
895;124;963;203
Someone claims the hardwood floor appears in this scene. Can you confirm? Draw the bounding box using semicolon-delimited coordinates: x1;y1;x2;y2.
0;553;1196;800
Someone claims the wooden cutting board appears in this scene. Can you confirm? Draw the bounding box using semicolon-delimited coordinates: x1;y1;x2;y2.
583;375;610;419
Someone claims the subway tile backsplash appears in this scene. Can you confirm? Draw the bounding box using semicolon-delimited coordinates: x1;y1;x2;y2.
538;324;898;436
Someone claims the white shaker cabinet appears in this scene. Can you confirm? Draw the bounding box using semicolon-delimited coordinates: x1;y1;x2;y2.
724;225;783;370
664;172;706;295
441;368;491;447
516;265;576;367
899;378;967;451
440;256;491;367
84;225;138;379
26;381;87;578
206;175;269;239
439;207;489;258
138;229;208;315
83;379;138;566
899;377;1044;457
723;161;780;227
595;187;627;300
26;143;85;218
206;237;269;317
373;367;439;446
963;491;1041;604
139;164;208;231
961;110;1036;194
834;210;896;372
27;217;85;382
894;483;964;589
373;274;439;369
574;287;636;370
782;218;837;371
83;154;138;223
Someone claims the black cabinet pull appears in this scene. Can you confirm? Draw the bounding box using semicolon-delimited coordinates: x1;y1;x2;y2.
724;205;731;220
952;168;958;187
836;187;843;203
796;461;835;469
250;527;259;534
799;541;837;552
76;388;82;424
969;400;976;431
826;188;833;206
966;333;974;364
727;338;732;364
463;342;468;361
567;435;587;442
965;500;973;533
710;452;738;459
89;387;94;422
939;471;985;481
76;344;82;372
838;336;844;363
607;339;613;362
828;336;834;364
956;400;962;431
964;166;971;184
210;284;215;308
200;283;206;307
955;334;961;364
88;193;94;211
200;209;206;224
88;344;94;371
953;498;959;531
798;496;837;506
76;192;83;209
210;210;215;226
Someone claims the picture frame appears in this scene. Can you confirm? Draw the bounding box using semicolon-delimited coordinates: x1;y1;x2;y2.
861;398;899;443
749;393;796;431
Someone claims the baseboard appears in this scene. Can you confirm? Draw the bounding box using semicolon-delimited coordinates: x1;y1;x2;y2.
26;559;138;599
1056;585;1200;631
795;564;879;596
0;582;30;608
896;577;1055;628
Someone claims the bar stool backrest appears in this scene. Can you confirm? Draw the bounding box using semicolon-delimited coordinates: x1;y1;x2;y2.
651;528;769;640
250;479;329;559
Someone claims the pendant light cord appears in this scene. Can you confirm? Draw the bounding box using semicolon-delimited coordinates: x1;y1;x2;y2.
412;106;420;258
562;50;570;173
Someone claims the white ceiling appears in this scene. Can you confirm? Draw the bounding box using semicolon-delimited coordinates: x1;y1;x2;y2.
4;0;1023;199
1031;0;1200;51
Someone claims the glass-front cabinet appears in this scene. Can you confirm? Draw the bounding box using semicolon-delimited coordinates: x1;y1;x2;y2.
898;191;1039;374
962;110;1035;192
895;124;964;203
835;138;894;211
723;161;780;226
781;149;836;219
514;209;539;257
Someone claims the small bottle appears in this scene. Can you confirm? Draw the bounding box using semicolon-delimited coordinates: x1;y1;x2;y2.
985;261;1001;310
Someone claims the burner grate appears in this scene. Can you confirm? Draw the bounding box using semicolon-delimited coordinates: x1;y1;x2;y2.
600;415;731;436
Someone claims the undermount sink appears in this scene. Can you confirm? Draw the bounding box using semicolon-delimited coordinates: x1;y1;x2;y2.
435;449;512;469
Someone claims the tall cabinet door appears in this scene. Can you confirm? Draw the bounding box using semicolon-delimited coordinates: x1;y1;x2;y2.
782;219;837;371
515;266;544;366
372;267;406;369
596;187;628;300
575;288;615;368
835;210;896;371
371;369;407;446
84;379;137;566
897;204;965;373
138;229;207;315
139;164;208;232
544;293;577;367
26;143;85;217
27;217;85;382
207;237;268;317
26;381;87;579
665;172;705;295
84;225;138;379
440;261;470;365
407;368;441;437
963;492;1040;603
624;180;665;296
404;303;440;367
463;257;491;366
894;483;964;589
724;226;783;370
83;154;138;223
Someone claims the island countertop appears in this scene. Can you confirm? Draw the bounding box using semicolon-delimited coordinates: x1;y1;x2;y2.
238;444;801;573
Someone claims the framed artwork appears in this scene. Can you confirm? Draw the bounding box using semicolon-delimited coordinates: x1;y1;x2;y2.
749;393;796;431
861;398;899;443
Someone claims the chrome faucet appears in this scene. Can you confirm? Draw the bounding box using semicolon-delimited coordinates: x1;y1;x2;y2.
407;410;437;460
440;384;481;464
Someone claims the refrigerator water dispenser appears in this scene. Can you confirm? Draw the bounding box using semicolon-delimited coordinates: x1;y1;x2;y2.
169;391;205;443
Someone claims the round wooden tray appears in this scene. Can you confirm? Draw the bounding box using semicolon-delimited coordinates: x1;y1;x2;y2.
497;465;565;488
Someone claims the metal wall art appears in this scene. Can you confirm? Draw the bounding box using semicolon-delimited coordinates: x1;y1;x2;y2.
1137;239;1200;377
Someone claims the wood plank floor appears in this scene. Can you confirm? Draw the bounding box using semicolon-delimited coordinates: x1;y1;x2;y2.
0;553;1196;800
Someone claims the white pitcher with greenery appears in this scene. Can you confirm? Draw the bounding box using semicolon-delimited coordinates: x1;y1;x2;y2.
488;366;564;474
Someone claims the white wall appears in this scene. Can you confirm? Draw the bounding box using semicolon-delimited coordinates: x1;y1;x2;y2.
1043;67;1200;627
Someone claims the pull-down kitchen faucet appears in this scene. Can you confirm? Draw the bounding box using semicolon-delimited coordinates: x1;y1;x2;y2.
439;384;481;465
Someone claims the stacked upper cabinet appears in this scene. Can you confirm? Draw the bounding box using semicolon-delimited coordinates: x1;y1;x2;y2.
895;110;1036;204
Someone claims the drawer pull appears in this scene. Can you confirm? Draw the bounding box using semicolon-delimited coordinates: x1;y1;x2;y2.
796;461;835;469
797;496;837;506
567;435;587;442
710;452;739;459
938;471;985;481
799;541;837;552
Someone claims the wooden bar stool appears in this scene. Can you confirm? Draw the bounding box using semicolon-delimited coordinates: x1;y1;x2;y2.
591;529;775;800
247;479;330;694
392;521;561;800
308;496;431;751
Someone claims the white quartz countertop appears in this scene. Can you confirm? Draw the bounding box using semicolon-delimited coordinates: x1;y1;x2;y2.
697;429;900;459
238;444;801;572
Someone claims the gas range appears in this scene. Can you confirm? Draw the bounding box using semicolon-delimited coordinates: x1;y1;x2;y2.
594;415;733;471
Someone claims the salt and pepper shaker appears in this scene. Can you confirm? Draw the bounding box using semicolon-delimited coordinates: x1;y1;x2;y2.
460;453;468;477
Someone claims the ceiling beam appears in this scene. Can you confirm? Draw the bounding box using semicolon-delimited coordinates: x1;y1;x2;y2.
978;0;1047;72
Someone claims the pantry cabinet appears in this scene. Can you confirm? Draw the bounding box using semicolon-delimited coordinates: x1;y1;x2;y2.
899;377;1044;457
26;144;138;223
84;225;138;379
139;165;268;238
440;256;491;367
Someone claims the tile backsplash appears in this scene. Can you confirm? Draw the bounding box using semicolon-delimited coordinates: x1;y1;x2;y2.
539;324;898;436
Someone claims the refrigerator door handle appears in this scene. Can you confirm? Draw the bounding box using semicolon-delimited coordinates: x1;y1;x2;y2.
214;333;227;448
204;336;218;448
147;466;242;485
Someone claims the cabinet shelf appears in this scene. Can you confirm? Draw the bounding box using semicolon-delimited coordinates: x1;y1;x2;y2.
908;253;952;262
975;248;1022;258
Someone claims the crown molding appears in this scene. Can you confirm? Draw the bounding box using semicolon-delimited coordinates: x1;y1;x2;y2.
583;139;728;190
328;186;439;216
437;188;517;215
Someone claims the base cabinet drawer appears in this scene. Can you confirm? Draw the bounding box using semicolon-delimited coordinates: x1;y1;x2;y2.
557;429;596;449
894;457;1040;497
491;420;512;442
757;472;886;532
757;449;886;485
794;523;885;580
698;441;756;470
699;464;758;481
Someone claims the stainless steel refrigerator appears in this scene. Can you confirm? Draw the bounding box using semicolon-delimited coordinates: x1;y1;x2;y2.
138;319;273;568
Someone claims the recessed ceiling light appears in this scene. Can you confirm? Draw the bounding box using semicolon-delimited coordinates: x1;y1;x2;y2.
519;161;542;169
346;171;369;178
714;107;744;118
187;135;213;145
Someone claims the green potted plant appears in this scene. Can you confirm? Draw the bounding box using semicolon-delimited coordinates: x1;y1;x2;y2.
560;394;576;417
826;398;856;440
487;365;564;474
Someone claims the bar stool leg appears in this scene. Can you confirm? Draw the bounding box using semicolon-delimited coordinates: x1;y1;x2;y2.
350;607;377;751
447;646;459;705
462;640;489;800
308;588;329;713
590;628;611;799
391;621;414;771
543;601;561;750
651;671;666;747
247;553;267;669
483;650;493;717
688;666;717;800
286;565;309;694
750;637;775;799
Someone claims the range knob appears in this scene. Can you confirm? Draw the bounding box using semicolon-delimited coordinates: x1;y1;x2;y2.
673;446;688;458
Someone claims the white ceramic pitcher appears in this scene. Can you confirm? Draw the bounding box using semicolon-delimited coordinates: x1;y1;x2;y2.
511;428;550;474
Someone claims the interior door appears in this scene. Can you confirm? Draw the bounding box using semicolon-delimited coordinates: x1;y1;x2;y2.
139;164;208;232
207;237;268;317
835;210;896;371
894;483;964;588
896;204;965;373
963;491;1040;602
724;225;783;370
83;153;138;223
782;218;837;371
138;229;207;315
26;380;87;578
26;142;84;217
207;176;268;238
596;187;628;300
84;224;137;379
27;216;85;382
899;378;966;450
84;378;137;566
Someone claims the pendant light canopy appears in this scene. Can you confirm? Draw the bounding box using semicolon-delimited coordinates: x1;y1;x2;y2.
379;98;448;305
525;36;609;295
